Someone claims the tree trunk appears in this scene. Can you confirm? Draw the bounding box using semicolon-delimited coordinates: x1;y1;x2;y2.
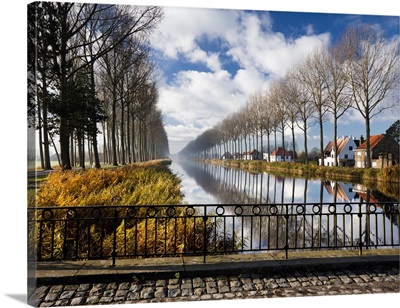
319;116;324;166
291;124;295;162
59;7;71;170
111;87;118;166
365;111;371;168
333;113;338;166
281;122;285;162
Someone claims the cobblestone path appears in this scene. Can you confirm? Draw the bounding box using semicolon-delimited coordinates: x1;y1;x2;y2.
29;264;399;306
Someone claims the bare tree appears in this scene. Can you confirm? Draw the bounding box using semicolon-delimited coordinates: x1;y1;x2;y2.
340;25;399;168
281;76;300;162
260;92;275;162
48;3;163;170
269;80;288;161
287;67;316;165
295;50;329;165
318;44;353;166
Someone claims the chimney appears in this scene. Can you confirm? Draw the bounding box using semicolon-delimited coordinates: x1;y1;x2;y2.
360;135;365;144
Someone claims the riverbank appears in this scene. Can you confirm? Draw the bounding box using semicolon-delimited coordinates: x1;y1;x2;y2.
203;159;399;199
30;159;182;207
204;159;399;182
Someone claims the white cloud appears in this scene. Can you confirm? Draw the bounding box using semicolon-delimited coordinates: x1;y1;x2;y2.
151;7;332;153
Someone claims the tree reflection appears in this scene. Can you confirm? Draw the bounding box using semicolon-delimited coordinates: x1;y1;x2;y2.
173;159;398;252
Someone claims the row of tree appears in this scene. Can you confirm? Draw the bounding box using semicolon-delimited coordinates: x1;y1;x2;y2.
28;2;168;170
180;25;399;167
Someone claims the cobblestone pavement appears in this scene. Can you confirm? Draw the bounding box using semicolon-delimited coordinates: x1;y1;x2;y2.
29;263;399;306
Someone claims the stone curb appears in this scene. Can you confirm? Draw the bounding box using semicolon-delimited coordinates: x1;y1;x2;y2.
32;255;399;286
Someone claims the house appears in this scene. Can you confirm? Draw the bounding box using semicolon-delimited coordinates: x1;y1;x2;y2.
243;149;262;160
354;134;394;168
270;147;293;162
221;151;233;160
319;135;359;167
323;181;359;202
234;152;243;160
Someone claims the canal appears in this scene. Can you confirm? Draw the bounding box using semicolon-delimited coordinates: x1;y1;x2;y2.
169;158;397;205
168;158;399;252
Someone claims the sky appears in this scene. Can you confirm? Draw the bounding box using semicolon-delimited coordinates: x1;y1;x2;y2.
147;6;399;154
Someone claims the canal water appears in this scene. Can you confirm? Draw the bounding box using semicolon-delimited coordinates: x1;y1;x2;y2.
168;158;396;205
168;158;399;251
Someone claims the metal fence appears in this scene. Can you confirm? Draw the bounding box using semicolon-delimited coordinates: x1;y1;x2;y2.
28;202;400;266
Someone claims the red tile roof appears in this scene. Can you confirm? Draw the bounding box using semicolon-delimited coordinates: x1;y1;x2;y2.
356;134;385;150
271;147;292;156
324;136;353;155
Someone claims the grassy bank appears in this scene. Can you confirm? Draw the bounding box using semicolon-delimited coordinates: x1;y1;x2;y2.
205;159;399;184
29;159;242;260
30;159;183;207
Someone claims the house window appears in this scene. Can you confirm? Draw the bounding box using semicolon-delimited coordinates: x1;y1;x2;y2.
357;151;361;156
344;154;348;159
349;188;353;192
349;146;353;151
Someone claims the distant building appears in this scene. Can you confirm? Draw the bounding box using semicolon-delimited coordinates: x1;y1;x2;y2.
270;147;294;162
243;149;262;160
354;134;394;168
319;135;360;167
323;181;359;202
221;151;233;160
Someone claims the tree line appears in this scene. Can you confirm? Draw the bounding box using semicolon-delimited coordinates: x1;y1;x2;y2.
28;2;168;170
180;25;399;167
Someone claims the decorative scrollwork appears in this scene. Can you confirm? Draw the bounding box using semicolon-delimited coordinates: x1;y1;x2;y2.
91;208;102;219
296;205;305;215
42;209;53;221
328;204;336;214
367;204;376;214
186;206;195;217
234;206;243;216
66;209;77;219
344;204;352;214
166;206;176;217
216;206;225;216
126;207;137;218
252;206;261;215
269;205;278;215
147;207;157;217
312;204;321;214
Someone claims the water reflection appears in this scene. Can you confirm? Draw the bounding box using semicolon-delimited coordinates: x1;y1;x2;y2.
170;159;396;205
169;159;399;252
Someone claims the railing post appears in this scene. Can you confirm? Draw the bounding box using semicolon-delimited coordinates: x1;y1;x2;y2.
111;208;118;267
358;203;363;256
203;205;207;263
285;204;289;259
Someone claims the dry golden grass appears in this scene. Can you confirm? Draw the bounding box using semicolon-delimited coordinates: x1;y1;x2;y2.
35;164;183;207
30;163;238;260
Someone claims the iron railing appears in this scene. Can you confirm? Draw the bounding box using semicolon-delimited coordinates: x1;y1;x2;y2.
28;202;400;266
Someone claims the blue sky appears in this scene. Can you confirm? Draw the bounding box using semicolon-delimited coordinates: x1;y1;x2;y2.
147;5;399;154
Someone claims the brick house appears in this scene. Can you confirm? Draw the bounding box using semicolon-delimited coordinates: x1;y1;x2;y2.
354;134;393;168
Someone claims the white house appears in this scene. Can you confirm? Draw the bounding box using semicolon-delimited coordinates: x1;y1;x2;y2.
319;136;359;167
270;147;293;162
323;181;359;202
